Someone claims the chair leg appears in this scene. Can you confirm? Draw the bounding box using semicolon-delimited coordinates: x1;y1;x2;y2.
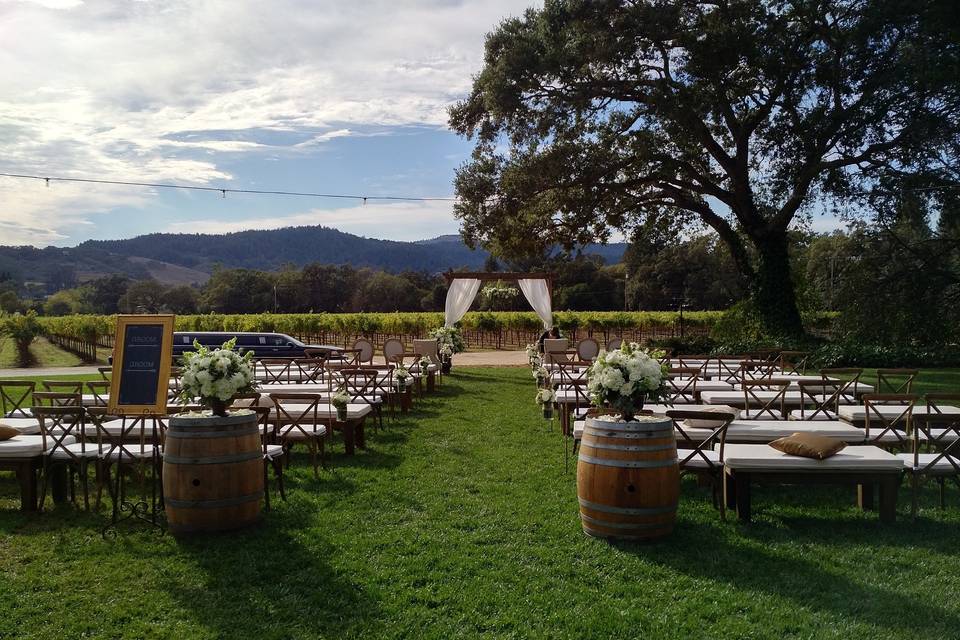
938;477;946;509
310;442;319;478
911;473;919;519
37;459;51;513
80;460;90;511
274;459;287;501
262;460;271;512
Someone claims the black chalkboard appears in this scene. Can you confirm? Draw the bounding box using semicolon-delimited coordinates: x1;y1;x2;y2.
117;323;165;406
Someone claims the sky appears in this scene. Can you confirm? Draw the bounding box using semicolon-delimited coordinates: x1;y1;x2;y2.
0;0;531;247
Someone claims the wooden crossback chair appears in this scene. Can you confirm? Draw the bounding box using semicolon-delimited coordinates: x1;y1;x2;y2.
924;394;960;452
862;393;916;448
735;359;776;383
876;369;919;395
256;358;297;385
31;391;81;410
741;379;789;420
0;380;34;418
902;409;960;518
233;396;287;511
669;409;737;520
35;405;102;511
292;356;327;384
340;367;384;430
717;356;747;383
97;366;112;381
793;370;862;421
86;381;110;407
751;348;781;363
41;380;84;397
779;351;809;375
676;355;709;379
665;368;699;405
269;393;328;478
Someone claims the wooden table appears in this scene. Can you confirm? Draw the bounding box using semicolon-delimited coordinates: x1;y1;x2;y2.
722;444;903;523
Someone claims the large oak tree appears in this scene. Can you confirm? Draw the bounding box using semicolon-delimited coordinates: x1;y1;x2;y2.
450;0;959;336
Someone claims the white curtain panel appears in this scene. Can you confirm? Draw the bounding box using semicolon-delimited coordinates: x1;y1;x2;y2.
518;278;553;329
444;278;482;328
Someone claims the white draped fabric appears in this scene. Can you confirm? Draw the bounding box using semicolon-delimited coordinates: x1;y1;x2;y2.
518;278;553;329
444;278;482;328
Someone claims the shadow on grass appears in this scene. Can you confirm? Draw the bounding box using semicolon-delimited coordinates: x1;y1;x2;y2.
162;507;376;638
608;483;960;637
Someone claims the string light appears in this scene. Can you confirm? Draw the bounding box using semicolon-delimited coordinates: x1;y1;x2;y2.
0;172;459;203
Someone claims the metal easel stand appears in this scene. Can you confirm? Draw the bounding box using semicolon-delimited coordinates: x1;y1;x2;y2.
102;410;166;539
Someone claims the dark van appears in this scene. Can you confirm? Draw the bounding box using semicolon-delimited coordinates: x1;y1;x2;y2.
172;332;343;360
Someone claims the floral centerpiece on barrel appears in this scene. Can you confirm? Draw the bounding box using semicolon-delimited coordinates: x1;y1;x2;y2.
586;343;667;421
177;338;256;416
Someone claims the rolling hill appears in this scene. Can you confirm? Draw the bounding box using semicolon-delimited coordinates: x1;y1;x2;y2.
0;226;627;293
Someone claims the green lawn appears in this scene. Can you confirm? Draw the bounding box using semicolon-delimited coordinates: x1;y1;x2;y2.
1;367;959;639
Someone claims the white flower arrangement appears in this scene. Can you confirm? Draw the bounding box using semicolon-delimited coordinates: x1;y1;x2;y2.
586;342;667;421
331;388;350;420
395;364;411;382
535;387;556;406
533;365;549;381
428;326;465;353
418;355;432;371
178;337;255;416
525;343;539;360
439;343;454;358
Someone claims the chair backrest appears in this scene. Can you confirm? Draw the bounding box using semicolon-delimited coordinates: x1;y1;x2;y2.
676;355;710;378
606;337;623;351
412;339;440;365
31;391;82;408
862;393;917;445
665;368;699;405
0;380;35;418
735;360;775;382
876;369;919;394
542;339;570;365
555;360;588;386
269;394;325;440
820;368;864;398
86;381;111;407
741;379;789;420
339;368;381;403
41;380;83;395
97;367;112;381
34;406;88;460
351;339;375;364
230;392;263;409
292;357;327;384
795;379;843;420
910;413;960;476
256;358;296;384
779;351;809;375
576;338;600;362
383;339;405;364
563;379;592;412
668;409;736;472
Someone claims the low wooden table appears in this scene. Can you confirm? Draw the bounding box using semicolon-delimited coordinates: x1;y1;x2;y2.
722;444;903;523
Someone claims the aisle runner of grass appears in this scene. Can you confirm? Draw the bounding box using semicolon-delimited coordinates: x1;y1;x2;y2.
0;367;959;639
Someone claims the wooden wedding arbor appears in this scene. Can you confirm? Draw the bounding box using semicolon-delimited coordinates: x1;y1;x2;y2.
442;272;555;296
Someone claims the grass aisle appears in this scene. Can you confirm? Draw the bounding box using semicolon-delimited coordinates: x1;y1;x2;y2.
1;367;959;639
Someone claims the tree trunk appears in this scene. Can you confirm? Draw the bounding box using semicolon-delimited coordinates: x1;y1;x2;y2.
749;230;805;338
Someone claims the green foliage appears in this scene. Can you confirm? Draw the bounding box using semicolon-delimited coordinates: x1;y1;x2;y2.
450;0;959;337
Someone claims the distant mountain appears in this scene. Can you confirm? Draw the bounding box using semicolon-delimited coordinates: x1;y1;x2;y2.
0;226;628;293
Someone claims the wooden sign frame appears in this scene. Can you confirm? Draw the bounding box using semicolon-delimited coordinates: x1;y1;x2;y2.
108;315;175;416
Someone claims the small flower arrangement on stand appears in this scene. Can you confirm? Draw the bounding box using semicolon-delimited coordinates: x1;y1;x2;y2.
430;327;463;373
178;338;256;416
533;365;549;388
417;355;432;374
331;388;350;422
394;364;411;393
536;387;556;420
525;343;540;365
586;342;668;421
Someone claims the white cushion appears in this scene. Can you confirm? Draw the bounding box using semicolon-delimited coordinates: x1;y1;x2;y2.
725;420;866;444
50;442;106;460
0;435;76;458
682;406;738;429
278;424;328;440
724;444;902;471
738;408;785;420
573;420;585;441
0;418;42;435
101;446;159;461
897;453;960;473
924;428;960;444
788;409;838;421
264;444;285;460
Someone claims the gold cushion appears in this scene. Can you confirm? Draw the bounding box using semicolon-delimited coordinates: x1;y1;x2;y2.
770;432;847;460
0;424;19;441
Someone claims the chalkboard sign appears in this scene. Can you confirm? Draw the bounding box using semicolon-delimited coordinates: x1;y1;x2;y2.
108;315;175;416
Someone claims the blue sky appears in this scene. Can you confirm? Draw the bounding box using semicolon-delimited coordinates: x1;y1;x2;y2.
0;0;525;246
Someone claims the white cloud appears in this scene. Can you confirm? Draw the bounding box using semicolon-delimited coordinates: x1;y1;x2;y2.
0;0;530;245
166;198;460;241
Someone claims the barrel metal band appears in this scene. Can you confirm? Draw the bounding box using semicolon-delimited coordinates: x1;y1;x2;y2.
578;498;678;516
579;513;673;530
164;451;262;465
166;426;260;439
578;454;678;469
165;491;264;509
580;440;676;453
582;430;667;440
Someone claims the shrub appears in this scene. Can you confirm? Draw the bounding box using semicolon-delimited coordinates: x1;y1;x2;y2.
1;311;42;367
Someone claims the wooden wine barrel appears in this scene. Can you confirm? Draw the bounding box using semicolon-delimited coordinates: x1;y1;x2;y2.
577;415;679;541
163;412;263;535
